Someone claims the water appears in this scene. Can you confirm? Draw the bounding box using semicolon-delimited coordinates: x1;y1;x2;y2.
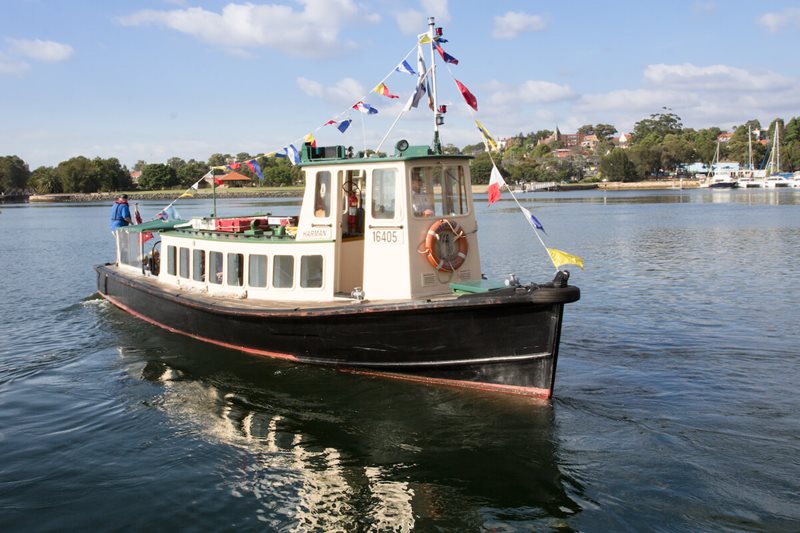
1;189;799;531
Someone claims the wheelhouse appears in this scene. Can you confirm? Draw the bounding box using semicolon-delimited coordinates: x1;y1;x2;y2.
114;143;481;303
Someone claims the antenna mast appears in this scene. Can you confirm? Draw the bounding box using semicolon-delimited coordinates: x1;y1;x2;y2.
428;16;442;153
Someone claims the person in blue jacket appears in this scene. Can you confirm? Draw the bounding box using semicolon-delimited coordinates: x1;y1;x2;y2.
110;194;132;233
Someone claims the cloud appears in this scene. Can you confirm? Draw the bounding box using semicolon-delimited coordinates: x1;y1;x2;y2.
394;0;449;34
0;52;29;75
297;76;366;106
492;12;546;39
644;63;792;92
578;89;694;114
118;0;380;57
7;38;74;62
488;80;576;106
757;7;800;32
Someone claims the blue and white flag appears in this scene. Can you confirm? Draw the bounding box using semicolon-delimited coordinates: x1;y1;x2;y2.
337;119;352;133
353;101;378;115
520;206;545;232
395;59;416;76
284;144;300;165
158;205;181;221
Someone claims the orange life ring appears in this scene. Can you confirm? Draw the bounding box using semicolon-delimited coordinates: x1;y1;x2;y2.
423;219;469;272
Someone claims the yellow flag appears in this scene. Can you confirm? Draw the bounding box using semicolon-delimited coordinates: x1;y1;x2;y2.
547;248;585;270
418;33;432;44
179;191;193;199
475;120;498;151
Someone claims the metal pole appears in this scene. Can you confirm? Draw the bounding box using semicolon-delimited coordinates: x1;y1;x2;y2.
428;16;441;152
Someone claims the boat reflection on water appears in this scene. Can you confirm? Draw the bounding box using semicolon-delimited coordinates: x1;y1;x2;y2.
130;341;583;530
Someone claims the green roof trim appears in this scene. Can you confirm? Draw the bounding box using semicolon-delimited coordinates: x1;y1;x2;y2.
121;219;189;232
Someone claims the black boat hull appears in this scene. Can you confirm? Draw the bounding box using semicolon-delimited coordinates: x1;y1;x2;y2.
95;264;579;399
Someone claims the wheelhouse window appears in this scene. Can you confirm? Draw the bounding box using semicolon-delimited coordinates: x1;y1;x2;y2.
118;230;145;268
227;253;244;286
192;250;205;282
166;245;177;276
209;251;223;285
410;165;468;218
371;168;397;219
314;171;331;217
300;255;323;288
179;248;190;279
248;254;268;288
273;255;294;288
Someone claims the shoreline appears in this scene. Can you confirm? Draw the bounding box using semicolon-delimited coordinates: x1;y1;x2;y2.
25;180;700;203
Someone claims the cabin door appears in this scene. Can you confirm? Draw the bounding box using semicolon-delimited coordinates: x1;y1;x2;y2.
335;169;365;294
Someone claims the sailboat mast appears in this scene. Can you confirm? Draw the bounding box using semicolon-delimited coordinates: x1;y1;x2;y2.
748;125;753;171
428;16;442;152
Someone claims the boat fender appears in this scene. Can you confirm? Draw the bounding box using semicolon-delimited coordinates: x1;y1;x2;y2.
422;218;469;272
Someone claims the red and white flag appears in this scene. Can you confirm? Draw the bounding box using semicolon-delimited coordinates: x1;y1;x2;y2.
488;165;505;205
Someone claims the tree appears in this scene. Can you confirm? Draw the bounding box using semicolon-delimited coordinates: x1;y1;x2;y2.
0;155;31;193
600;148;638;181
631;110;683;144
177;159;210;187
691;127;722;164
93;157;131;191
784;117;800;143
29;166;61;194
469;152;494;184
56;156;98;193
661;134;696;175
133;160;147;172
594;124;618;140
138;163;178;190
628;137;661;178
263;160;300;186
207;153;231;167
167;157;186;170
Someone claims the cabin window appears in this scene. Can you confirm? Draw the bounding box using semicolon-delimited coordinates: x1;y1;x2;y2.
371;168;397;219
411;166;468;218
248;254;268;288
179;248;190;279
166;245;177;276
273;255;294;288
300;255;323;288
209;251;223;285
314;171;331;217
192;250;205;282
118;230;148;268
227;253;244;286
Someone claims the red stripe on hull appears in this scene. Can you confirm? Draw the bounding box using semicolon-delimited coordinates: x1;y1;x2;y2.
345;368;553;400
101;293;301;362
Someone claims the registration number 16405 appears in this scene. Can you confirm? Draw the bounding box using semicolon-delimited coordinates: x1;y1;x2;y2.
371;230;403;244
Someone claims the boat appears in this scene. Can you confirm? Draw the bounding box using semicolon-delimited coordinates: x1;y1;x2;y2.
94;18;580;400
760;122;789;188
735;126;764;188
701;142;737;189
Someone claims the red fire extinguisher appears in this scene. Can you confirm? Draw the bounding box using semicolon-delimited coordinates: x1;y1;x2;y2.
348;189;358;230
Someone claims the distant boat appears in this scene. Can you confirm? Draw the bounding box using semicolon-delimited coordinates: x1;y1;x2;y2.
701;142;737;188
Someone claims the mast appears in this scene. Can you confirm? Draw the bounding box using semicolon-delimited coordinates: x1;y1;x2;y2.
428;16;442;153
748;125;753;171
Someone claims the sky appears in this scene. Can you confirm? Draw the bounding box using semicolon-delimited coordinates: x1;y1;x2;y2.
2;0;800;169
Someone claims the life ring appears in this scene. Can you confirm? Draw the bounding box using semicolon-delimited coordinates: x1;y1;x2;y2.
423;219;469;272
